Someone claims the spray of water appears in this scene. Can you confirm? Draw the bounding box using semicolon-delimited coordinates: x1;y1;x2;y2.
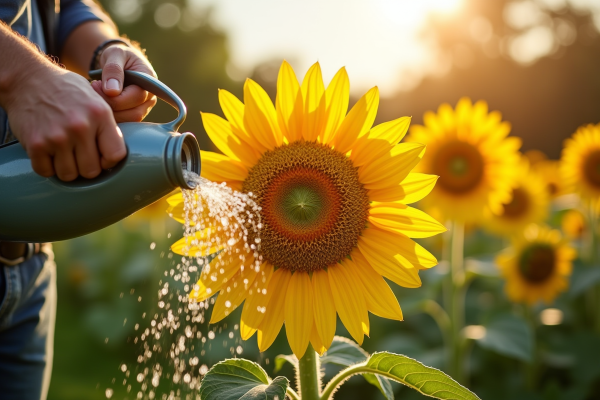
109;173;264;399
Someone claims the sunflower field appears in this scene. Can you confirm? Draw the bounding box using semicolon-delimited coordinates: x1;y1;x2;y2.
47;1;600;400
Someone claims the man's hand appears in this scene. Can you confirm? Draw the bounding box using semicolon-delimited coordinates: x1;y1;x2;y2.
0;22;128;182
90;44;158;123
4;66;126;181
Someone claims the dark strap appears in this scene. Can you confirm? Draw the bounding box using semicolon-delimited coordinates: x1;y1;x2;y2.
36;0;59;58
0;242;44;266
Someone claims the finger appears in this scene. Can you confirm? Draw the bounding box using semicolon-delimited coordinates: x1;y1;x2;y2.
98;121;127;170
100;45;127;97
93;84;150;112
53;148;79;182
113;97;158;123
74;137;102;179
30;153;55;178
25;135;56;177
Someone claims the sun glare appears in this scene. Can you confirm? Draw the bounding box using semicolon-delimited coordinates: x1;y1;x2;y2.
379;0;462;27
195;0;465;95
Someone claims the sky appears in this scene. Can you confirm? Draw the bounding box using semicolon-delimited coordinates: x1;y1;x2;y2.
108;0;600;96
188;0;464;95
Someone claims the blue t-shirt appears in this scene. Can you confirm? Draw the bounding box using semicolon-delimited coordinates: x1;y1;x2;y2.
0;0;106;143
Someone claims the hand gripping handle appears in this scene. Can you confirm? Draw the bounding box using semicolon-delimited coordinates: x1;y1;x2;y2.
89;69;186;132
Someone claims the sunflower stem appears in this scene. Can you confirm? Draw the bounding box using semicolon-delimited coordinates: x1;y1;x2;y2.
523;305;538;391
320;363;367;400
297;344;321;400
450;221;466;384
588;203;600;334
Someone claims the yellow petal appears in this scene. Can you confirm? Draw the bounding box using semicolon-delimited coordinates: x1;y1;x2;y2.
257;269;292;352
301;62;326;142
200;151;248;183
219;89;245;133
240;265;275;340
311;269;336;349
350;117;411;167
357;241;421;288
328;264;369;345
285;272;314;358
210;262;260;323
368;173;438;204
166;192;206;225
170;228;221;256
369;203;447;238
201;112;260;167
244;78;283;150
361;226;437;270
322;67;350;144
166;192;183;207
332;86;379;154
218;89;265;153
359;143;425;189
189;251;245;302
348;250;403;321
276;60;304;143
310;323;327;356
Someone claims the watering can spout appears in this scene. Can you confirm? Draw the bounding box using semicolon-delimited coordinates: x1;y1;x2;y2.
0;70;201;243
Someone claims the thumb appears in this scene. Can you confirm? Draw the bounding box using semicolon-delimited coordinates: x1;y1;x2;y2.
100;46;127;97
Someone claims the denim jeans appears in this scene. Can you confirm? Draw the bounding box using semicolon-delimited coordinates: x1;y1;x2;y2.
0;246;56;400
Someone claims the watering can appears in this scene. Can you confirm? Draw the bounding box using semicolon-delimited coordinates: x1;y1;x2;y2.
0;70;201;242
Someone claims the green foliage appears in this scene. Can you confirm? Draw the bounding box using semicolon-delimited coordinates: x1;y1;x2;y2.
568;261;600;298
477;314;533;362
273;354;297;373
320;337;394;400
363;352;481;400
199;359;288;400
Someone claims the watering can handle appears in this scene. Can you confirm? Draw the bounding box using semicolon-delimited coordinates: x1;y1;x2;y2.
89;69;186;132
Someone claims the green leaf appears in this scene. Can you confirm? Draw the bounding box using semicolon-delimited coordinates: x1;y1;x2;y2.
321;337;394;399
364;373;395;400
320;336;369;366
199;359;289;400
273;354;297;373
364;352;480;400
476;314;533;362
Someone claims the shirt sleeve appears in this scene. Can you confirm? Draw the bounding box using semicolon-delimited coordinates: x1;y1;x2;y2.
57;0;112;54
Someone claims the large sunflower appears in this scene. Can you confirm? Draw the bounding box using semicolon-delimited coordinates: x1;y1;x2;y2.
405;98;521;222
168;61;445;358
496;225;575;305
483;158;549;237
561;123;600;205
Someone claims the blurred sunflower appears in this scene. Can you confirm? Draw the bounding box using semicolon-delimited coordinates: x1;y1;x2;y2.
406;98;521;222
168;61;445;358
524;149;548;166
533;160;566;199
561;209;586;240
496;225;575;305
561;123;600;205
483;158;548;238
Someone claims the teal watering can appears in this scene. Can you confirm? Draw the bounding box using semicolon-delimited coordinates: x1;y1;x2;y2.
0;70;201;242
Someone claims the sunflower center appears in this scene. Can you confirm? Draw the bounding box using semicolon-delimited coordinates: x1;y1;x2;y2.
518;244;556;284
501;187;529;219
243;141;370;272
583;150;600;188
433;141;484;194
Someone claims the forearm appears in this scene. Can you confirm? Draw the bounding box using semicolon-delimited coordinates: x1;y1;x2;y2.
59;20;119;76
0;22;61;110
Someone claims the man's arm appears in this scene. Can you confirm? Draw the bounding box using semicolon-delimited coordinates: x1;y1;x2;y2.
0;22;125;181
